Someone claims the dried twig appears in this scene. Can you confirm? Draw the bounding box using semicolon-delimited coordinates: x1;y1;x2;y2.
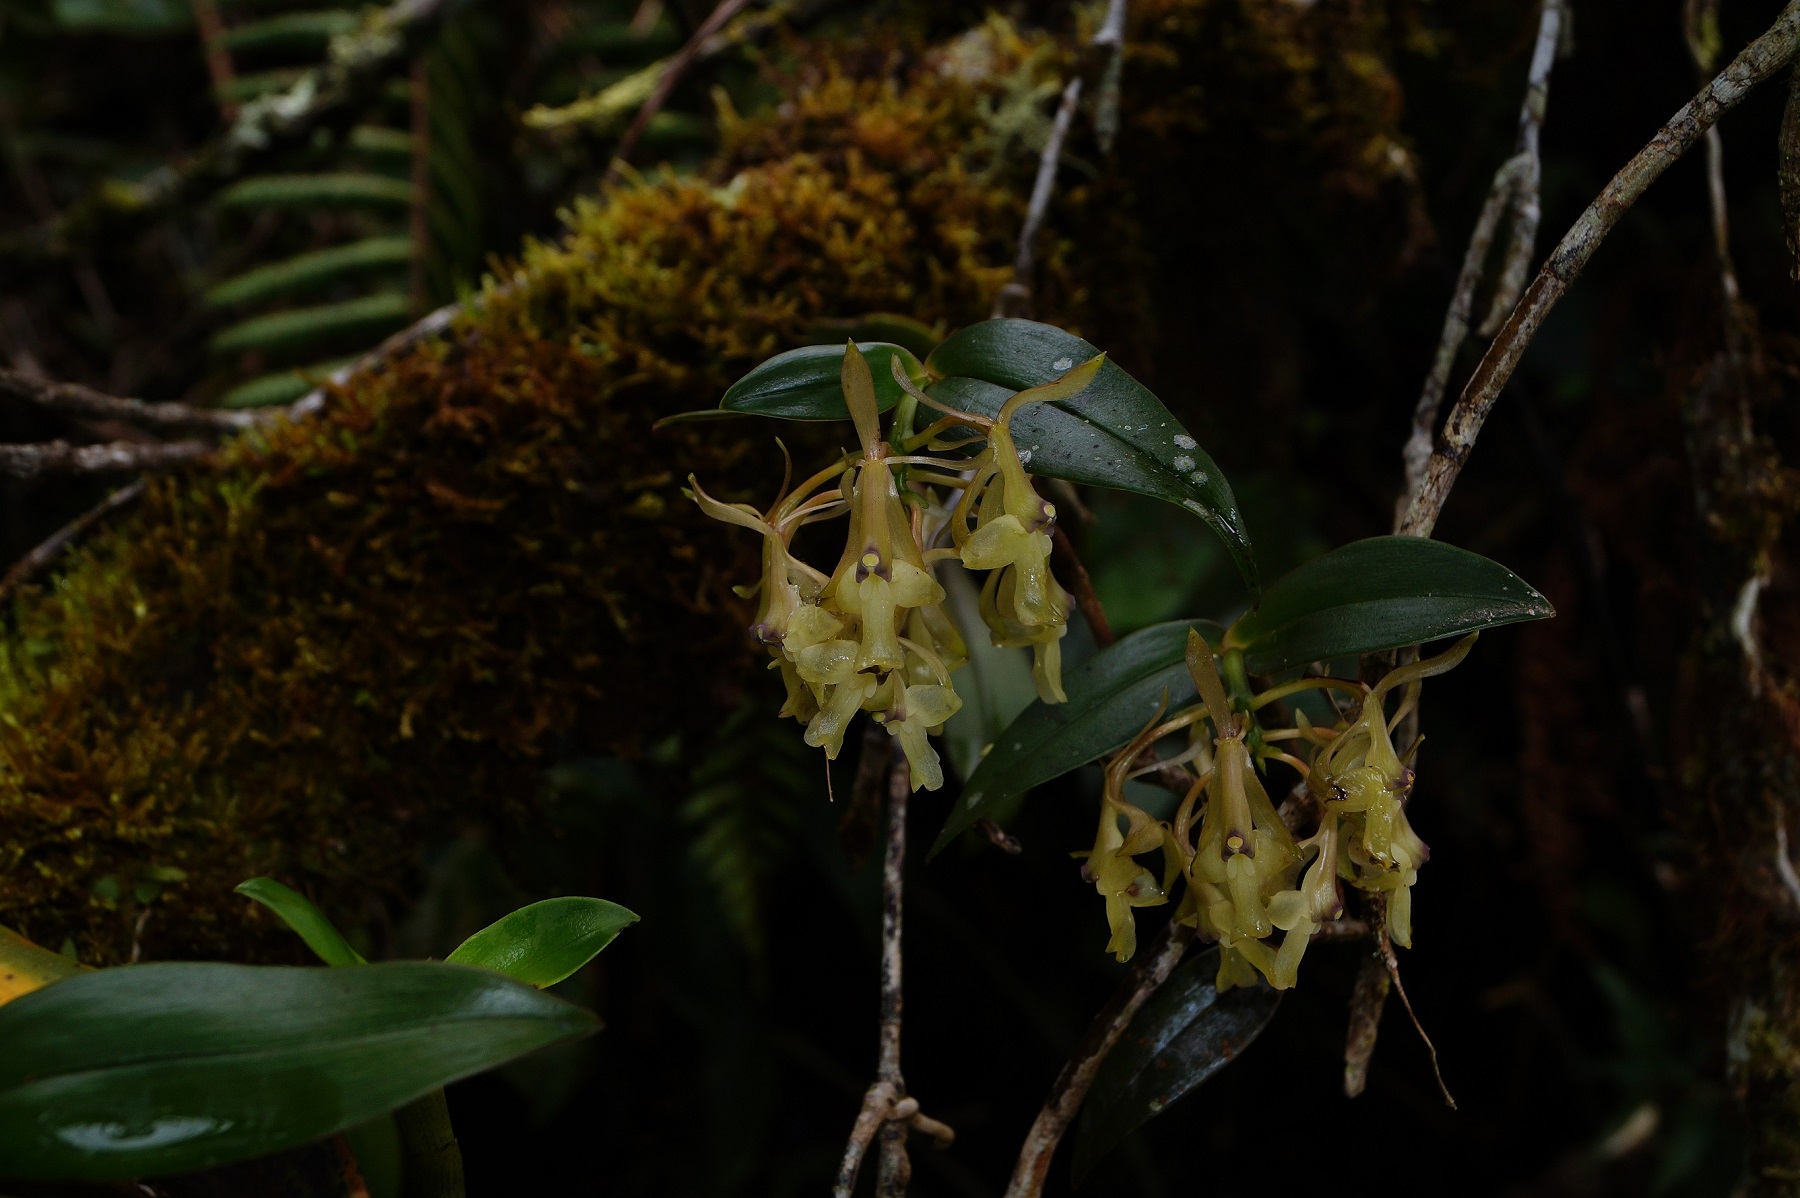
1003;920;1195;1198
1051;524;1113;648
992;78;1083;320
3;0;456;265
1398;0;1564;520
189;0;241;121
1398;0;1800;537
0;368;268;433
1343;951;1390;1098
833;751;952;1198
605;0;757;184
0;480;144;601
0;439;209;480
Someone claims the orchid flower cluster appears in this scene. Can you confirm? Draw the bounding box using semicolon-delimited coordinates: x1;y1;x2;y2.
689;343;1104;791
1078;630;1476;991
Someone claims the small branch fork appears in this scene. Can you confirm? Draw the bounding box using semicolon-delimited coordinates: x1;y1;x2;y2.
832;751;953;1198
1397;0;1565;526
1397;0;1800;538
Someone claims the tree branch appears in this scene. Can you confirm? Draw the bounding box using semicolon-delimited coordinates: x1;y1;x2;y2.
993;77;1083;320
1398;0;1800;538
0;439;209;480
0;368;268;434
0;480;144;601
1003;920;1194;1198
1398;0;1564;521
833;750;951;1198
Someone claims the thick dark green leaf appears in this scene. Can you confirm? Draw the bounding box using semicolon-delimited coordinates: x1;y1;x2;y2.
930;620;1224;858
446;897;639;989
1071;947;1280;1182
1224;536;1554;675
236;877;365;968
803;313;942;361
719;342;925;420
0;962;596;1181
925;319;1258;597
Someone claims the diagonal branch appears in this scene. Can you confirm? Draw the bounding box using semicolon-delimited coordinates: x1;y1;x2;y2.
1398;0;1564;521
0;368;269;434
1398;0;1800;538
0;439;209;480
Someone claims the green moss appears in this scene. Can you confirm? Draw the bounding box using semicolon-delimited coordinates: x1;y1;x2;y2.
0;2;1434;963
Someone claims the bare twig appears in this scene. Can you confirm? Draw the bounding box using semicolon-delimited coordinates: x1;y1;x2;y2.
3;0;457;265
1398;0;1564;519
1051;524;1113;648
604;0;757;183
1684;0;1752;361
1776;819;1800;912
0;480;144;601
1343;951;1390;1098
0;439;208;480
189;0;241;121
1004;920;1195;1198
992;78;1083;319
0;368;268;433
1090;0;1128;154
833;750;950;1198
1398;0;1800;537
874;750;912;1195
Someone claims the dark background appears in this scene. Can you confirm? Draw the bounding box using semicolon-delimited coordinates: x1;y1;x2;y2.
3;0;1787;1192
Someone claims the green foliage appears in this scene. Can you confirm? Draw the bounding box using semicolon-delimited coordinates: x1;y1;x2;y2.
235;877;366;967
218;173;416;211
1072;947;1280;1181
0;37;1051;961
718;341;924;419
0;961;596;1180
217;10;356;53
925;319;1259;596
1223;535;1554;674
446;897;639;988
210;291;410;359
932;620;1224;856
679;707;811;963
207;236;415;308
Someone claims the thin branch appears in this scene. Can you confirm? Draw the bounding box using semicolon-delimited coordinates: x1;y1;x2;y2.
605;0;757;184
1398;0;1564;519
1399;0;1800;537
834;749;950;1198
1003;920;1195;1198
1051;524;1113;648
1090;0;1129;154
1684;0;1751;360
875;749;911;1195
189;0;241;121
0;439;209;480
0;368;268;433
2;0;456;266
1343;950;1390;1098
992;78;1083;319
0;480;144;602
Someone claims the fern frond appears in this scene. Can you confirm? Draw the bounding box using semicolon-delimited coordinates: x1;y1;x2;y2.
206;236;412;307
218;9;357;53
211;292;409;356
219;173;415;210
